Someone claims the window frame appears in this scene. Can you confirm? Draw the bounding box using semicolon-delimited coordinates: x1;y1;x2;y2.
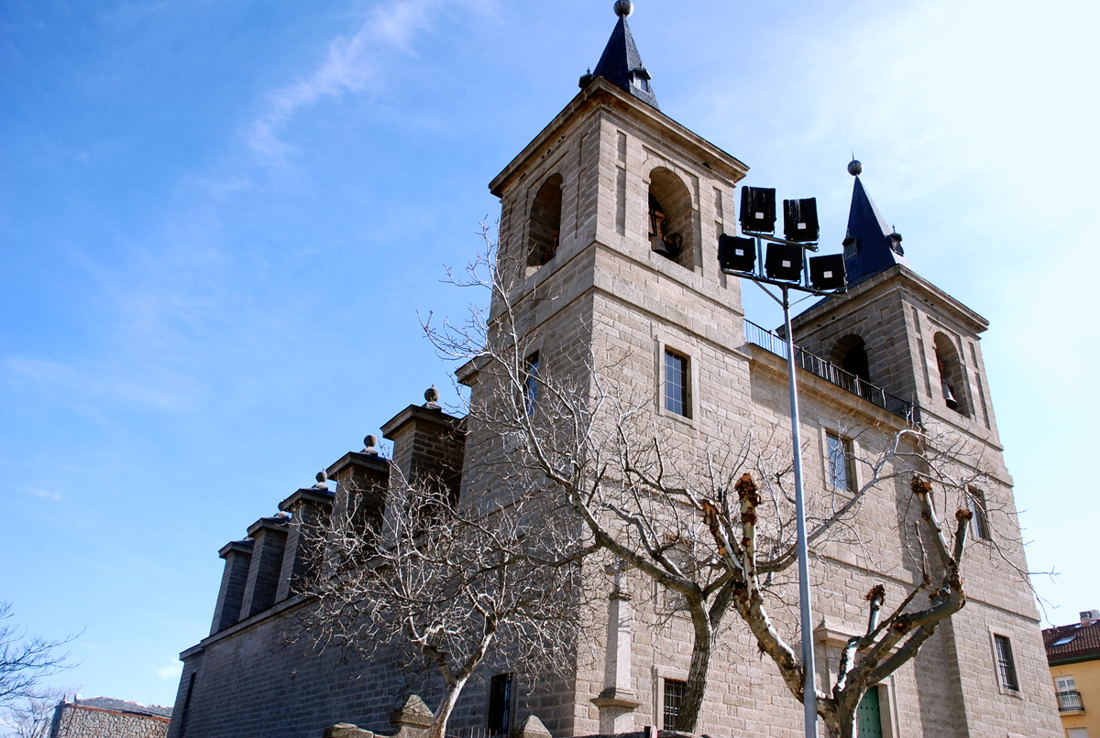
661;677;687;732
663;349;691;418
991;633;1020;693
825;431;855;492
523;351;540;416
486;672;515;735
967;487;992;541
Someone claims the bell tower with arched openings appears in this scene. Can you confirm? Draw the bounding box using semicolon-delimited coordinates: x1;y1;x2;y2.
480;1;751;451
791;161;1000;440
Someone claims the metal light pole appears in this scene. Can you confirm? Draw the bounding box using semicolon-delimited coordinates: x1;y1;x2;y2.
719;193;847;738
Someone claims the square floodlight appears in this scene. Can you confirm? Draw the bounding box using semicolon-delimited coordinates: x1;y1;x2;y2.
739;187;776;234
783;198;820;243
809;254;846;290
765;243;803;281
718;234;756;272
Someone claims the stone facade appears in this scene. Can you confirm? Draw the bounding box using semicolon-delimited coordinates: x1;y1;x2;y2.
167;12;1062;738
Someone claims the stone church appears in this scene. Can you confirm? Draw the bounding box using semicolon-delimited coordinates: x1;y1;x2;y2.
167;5;1062;737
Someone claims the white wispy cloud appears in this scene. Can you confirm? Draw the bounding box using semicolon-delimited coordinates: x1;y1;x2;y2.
246;0;498;165
156;661;182;680
25;487;64;502
3;356;201;414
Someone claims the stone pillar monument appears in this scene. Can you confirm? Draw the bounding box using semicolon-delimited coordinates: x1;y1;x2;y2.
592;563;639;733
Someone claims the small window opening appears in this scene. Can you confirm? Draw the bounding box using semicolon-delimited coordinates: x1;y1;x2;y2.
826;432;854;491
648;168;694;269
664;350;690;418
662;678;687;732
993;634;1019;691
523;352;540;416
178;672;197;738
487;673;514;735
967;488;991;540
528;174;563;269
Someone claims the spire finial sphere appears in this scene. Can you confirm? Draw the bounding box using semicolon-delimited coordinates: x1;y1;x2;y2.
614;1;634;18
848;159;863;176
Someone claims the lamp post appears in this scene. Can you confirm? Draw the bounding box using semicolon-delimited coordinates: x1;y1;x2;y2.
718;187;847;738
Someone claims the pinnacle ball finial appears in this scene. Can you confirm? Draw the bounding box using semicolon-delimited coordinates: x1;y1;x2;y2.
614;0;634;18
848;159;863;176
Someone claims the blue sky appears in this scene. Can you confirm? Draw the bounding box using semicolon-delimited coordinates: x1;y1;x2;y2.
2;0;1096;709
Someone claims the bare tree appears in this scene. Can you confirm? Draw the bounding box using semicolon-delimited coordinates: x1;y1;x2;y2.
300;465;584;738
1;688;66;738
425;234;1017;737
0;603;73;710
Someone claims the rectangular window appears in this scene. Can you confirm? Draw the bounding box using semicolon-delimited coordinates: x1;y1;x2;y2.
993;634;1019;691
523;352;540;416
826;432;854;490
664;350;690;417
967;488;991;540
662;678;686;731
487;673;513;734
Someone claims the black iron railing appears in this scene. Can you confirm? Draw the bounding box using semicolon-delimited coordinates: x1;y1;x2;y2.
1057;690;1084;712
744;320;920;424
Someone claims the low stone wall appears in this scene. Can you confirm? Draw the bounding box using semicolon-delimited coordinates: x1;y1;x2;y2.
51;703;170;738
324;695;551;738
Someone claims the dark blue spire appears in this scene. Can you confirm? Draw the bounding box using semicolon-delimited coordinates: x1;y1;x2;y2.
582;3;659;109
842;162;906;286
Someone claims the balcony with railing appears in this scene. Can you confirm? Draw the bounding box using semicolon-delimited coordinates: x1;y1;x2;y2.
1056;690;1085;712
744;319;920;424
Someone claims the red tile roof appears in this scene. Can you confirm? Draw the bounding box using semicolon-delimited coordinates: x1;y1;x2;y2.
1043;618;1100;663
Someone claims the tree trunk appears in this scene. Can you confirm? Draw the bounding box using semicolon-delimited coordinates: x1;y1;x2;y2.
677;605;714;732
820;698;854;738
831;711;855;738
429;675;470;738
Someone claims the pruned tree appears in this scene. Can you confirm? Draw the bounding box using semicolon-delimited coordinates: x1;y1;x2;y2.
0;603;73;710
300;466;585;738
424;233;1019;737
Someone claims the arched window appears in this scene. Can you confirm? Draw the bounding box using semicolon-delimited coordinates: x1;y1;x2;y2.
933;332;970;416
647;167;694;269
832;334;871;384
528;174;563;268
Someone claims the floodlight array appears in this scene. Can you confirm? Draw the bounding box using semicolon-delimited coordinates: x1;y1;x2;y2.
721;186;846;293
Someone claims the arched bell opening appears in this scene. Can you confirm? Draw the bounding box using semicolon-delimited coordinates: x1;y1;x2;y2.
528;173;563;269
933;332;970;416
832;334;871;385
647;167;694;270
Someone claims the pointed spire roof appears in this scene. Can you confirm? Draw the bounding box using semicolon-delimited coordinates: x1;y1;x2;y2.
583;2;659;109
842;160;906;286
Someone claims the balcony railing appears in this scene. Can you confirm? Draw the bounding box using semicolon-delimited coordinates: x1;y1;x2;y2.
744;320;920;424
1056;690;1084;712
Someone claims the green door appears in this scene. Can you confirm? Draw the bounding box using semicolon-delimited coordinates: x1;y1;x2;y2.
856;687;883;738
